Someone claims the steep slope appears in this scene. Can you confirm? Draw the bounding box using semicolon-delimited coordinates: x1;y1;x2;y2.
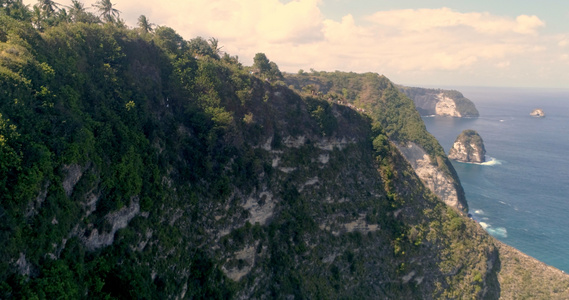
398;86;479;117
0;14;567;300
0;18;501;298
284;72;468;211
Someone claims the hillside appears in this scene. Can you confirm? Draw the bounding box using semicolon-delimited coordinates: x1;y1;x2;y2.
0;7;568;299
284;71;468;211
398;86;480;118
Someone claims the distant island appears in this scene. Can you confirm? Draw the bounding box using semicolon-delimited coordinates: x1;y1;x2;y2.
530;108;546;117
448;130;486;163
398;86;479;118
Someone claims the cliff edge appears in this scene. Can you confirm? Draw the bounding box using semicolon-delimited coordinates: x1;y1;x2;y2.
398;86;479;118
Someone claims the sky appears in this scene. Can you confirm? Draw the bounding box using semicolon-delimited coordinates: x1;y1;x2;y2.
25;0;569;88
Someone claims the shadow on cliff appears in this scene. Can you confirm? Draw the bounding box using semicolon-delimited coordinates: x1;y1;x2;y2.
484;248;502;299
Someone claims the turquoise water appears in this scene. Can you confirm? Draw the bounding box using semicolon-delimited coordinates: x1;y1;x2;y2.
422;87;569;272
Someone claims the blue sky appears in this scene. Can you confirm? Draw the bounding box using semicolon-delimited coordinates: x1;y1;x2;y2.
320;0;569;33
24;0;569;88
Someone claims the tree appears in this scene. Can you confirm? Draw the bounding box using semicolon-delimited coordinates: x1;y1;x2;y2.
253;53;270;75
2;0;32;21
267;61;282;81
188;37;218;59
69;0;98;23
31;5;44;29
208;37;222;56
37;0;59;18
92;0;120;23
137;15;154;33
153;26;186;55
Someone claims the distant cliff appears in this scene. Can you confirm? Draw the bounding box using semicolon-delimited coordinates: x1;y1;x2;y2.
285;72;469;212
398;86;479;118
449;130;486;163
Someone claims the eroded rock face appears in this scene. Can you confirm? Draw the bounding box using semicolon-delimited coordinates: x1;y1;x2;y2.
435;93;461;117
448;130;486;163
397;142;467;211
530;108;545;117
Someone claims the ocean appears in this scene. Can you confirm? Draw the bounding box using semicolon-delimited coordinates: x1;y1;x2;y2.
422;87;569;272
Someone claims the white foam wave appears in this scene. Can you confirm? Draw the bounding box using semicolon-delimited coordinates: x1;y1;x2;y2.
487;227;508;238
478;222;508;238
480;156;502;166
474;209;485;215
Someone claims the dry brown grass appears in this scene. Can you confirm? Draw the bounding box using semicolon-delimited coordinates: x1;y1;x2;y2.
495;239;569;299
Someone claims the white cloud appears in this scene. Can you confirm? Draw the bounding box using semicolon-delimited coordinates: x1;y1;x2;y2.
21;0;569;87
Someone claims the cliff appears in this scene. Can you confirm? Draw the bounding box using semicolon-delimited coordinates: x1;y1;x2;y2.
449;130;486;163
0;12;567;299
398;86;480;118
285;72;469;212
0;19;494;298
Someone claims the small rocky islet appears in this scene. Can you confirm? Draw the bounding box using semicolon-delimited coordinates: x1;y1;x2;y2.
530;108;546;117
448;129;486;163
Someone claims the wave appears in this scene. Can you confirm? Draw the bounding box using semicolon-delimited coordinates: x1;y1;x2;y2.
455;156;502;166
487;227;508;238
474;209;485;215
479;222;508;238
480;156;502;166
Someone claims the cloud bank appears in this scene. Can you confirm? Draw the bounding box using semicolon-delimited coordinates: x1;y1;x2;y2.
25;0;569;87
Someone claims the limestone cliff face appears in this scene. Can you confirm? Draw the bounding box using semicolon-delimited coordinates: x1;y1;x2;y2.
398;86;479;118
397;142;467;211
435;93;462;117
448;130;486;163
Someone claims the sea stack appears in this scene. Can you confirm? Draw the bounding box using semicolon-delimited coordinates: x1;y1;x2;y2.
530;108;545;117
448;130;486;163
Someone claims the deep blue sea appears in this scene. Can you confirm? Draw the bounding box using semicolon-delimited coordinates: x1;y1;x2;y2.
422;87;569;272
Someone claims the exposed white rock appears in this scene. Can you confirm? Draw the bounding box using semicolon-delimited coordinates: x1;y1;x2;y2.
448;130;486;163
82;197;140;251
62;164;83;197
242;190;275;226
283;135;306;148
16;253;32;276
271;156;280;167
530;108;545;117
315;137;354;151
262;136;273;151
402;271;416;283
435;93;461;117
343;217;379;234
278;167;297;173
318;153;330;164
397;142;465;211
222;244;258;281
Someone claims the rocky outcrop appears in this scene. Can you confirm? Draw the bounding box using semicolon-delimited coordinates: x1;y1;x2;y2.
398;86;479;118
530;108;545;117
397;142;467;211
448;130;486;163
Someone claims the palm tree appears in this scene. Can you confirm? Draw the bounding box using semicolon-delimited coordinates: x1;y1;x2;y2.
37;0;59;17
137;15;154;33
92;0;119;23
208;37;223;56
31;5;44;29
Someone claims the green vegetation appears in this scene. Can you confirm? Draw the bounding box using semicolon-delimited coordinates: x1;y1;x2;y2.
0;3;566;299
284;71;466;207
